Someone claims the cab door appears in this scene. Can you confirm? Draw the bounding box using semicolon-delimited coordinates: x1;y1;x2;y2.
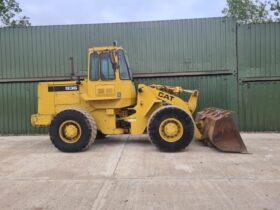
87;51;117;100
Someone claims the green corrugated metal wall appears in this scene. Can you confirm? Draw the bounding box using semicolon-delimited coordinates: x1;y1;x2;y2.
238;81;280;131
0;17;279;134
237;23;280;131
237;23;280;78
0;82;47;134
0;17;236;79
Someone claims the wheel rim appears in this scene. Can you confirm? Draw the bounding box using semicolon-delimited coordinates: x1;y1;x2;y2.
159;118;184;142
59;120;82;144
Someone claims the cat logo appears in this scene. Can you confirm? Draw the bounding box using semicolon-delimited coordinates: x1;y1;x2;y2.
158;92;174;101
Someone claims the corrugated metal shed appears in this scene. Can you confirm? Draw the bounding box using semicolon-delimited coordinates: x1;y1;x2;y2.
237;22;280;131
238;81;280;131
238;23;280;79
0;17;280;134
0;82;47;134
0;17;237;80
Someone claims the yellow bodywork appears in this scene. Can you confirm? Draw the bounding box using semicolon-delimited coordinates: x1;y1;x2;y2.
124;84;202;139
31;45;202;140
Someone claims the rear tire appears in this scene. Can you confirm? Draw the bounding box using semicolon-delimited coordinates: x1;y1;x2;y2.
49;109;97;152
148;106;194;152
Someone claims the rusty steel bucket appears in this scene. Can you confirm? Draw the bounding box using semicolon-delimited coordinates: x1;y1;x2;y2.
195;108;248;153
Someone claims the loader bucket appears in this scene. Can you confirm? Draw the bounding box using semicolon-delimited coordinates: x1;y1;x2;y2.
195;108;248;153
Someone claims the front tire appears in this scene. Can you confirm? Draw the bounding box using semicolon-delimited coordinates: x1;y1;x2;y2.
49;109;97;152
148;106;194;152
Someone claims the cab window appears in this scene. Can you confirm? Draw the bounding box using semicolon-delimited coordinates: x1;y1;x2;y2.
118;50;130;80
100;53;115;80
90;53;99;81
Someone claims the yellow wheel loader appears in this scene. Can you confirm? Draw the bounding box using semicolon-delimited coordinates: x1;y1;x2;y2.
31;44;247;153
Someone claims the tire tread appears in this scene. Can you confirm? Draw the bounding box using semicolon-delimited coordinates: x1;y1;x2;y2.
49;108;97;152
148;106;194;152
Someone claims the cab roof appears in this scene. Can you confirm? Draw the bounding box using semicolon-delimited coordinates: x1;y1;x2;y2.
88;46;124;53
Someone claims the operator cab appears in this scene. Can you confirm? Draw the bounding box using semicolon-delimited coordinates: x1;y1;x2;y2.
89;48;132;81
86;45;136;108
